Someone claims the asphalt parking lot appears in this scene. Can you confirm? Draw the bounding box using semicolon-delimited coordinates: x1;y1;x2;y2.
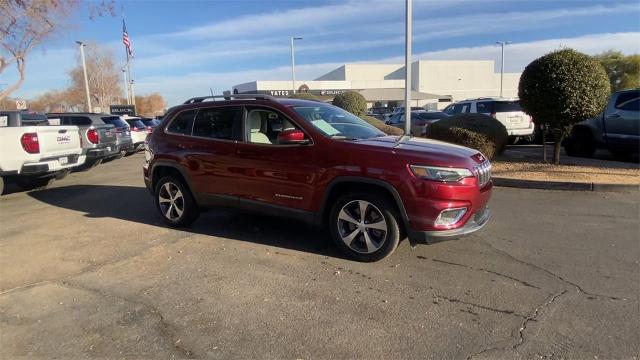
0;153;638;359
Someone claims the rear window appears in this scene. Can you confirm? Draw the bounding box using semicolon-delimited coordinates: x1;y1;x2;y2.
142;119;161;127
477;101;523;113
101;117;129;128
21;113;49;126
64;116;92;126
126;119;147;129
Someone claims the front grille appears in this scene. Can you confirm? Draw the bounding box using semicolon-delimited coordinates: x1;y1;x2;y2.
475;160;492;187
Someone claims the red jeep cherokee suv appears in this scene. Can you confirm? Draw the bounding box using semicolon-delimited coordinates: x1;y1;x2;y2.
144;94;492;261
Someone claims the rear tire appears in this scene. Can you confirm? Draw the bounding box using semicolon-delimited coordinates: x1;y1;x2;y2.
564;128;596;158
329;192;401;262
0;176;4;195
154;176;199;227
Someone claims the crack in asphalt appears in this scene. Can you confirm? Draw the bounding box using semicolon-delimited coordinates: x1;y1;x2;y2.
434;294;528;319
430;258;541;289
57;280;197;359
465;290;568;360
482;241;626;301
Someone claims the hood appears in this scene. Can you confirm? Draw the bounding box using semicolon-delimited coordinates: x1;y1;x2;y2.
352;136;485;167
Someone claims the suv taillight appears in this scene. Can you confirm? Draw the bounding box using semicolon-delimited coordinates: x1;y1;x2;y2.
21;132;40;154
87;128;100;144
131;126;142;132
490;112;496;119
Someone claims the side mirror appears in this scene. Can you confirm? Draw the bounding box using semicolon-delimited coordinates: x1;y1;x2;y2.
277;129;309;145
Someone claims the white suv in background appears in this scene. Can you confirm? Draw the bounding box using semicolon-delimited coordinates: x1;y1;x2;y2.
443;98;535;143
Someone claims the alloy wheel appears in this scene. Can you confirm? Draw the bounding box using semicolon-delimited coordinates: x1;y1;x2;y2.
336;200;388;254
158;182;184;221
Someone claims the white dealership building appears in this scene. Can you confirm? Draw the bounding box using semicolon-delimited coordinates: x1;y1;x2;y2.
232;60;521;109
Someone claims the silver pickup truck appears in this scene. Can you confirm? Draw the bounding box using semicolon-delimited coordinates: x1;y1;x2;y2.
47;113;121;170
565;89;639;159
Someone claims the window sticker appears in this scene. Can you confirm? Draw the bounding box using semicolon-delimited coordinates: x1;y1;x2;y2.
311;119;340;135
48;118;61;126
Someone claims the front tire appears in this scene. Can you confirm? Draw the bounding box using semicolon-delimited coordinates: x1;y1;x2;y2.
154;176;199;227
329;192;401;262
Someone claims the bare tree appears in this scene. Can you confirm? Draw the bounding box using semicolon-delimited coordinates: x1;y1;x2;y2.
135;93;167;117
67;43;121;111
0;0;113;102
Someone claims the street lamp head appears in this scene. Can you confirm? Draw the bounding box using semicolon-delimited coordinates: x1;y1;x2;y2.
293;37;303;40
75;41;85;46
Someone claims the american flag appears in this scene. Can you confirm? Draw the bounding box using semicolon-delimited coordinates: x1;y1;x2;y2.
122;19;133;57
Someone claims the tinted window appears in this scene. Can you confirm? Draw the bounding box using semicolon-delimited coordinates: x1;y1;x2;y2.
617;98;639;111
615;91;640;110
192;107;237;139
21;113;49;126
443;105;455;115
476;102;493;113
127;119;147;130
493;101;522;112
101;116;129;128
453;103;470;114
65;116;92;126
415;112;447;120
142;119;161;127
167;110;196;135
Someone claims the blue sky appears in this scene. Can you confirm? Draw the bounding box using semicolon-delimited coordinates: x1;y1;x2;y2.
4;0;640;105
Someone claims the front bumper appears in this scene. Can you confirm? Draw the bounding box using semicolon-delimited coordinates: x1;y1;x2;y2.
408;206;491;244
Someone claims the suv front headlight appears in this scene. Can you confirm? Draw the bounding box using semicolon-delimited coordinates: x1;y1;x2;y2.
409;165;473;182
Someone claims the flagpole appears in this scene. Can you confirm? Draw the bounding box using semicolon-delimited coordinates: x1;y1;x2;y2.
122;8;134;106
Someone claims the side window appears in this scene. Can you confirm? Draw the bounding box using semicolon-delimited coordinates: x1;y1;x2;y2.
192;107;239;140
443;105;455;115
167;109;197;135
614;92;640;111
399;114;406;122
618;98;639;112
452;103;464;114
476;102;493;114
614;91;640;109
460;103;471;113
246;108;302;145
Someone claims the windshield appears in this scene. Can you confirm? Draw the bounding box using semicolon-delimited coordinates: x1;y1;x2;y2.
292;103;385;139
142;119;161;127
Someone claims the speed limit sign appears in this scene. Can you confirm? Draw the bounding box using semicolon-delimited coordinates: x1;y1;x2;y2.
15;100;27;110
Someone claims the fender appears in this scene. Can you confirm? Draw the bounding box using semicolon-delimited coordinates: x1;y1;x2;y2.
319;176;411;231
149;160;196;195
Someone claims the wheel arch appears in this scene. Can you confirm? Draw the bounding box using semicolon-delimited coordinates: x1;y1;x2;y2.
320;177;410;231
150;161;193;195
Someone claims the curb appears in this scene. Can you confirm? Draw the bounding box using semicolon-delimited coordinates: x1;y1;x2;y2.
493;177;639;192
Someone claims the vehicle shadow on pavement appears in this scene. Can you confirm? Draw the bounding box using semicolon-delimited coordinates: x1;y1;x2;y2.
28;184;345;259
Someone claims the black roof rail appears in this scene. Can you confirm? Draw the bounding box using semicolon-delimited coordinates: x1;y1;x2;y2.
183;93;277;104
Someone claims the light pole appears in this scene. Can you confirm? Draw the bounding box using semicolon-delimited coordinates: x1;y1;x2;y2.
404;0;412;138
496;41;510;98
290;36;303;94
76;41;92;112
121;67;129;105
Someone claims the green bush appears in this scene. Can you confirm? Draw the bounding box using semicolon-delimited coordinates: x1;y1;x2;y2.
519;48;610;163
426;113;508;159
332;91;367;116
288;92;321;101
361;115;404;136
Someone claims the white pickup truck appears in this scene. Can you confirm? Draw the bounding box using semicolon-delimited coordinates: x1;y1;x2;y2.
0;111;86;194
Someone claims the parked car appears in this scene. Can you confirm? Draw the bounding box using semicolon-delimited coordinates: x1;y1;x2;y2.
386;110;448;136
386;106;425;121
443;98;534;143
99;115;135;158
367;107;392;121
141;118;162;131
47;113;119;170
0;111;85;194
144;94;492;261
564;89;639;159
121;115;148;152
